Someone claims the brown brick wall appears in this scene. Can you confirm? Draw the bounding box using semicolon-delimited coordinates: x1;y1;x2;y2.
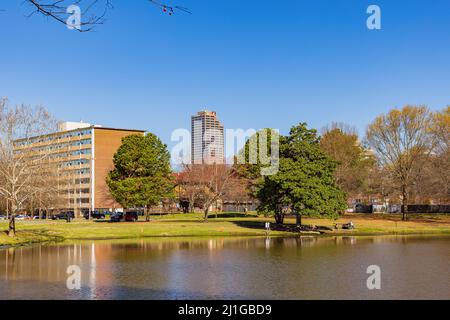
94;128;145;209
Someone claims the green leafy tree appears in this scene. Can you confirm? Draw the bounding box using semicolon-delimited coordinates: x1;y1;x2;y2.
236;124;346;224
107;133;174;221
234;128;280;198
256;123;346;224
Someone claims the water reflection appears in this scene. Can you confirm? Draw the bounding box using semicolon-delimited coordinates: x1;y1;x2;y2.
1;235;449;300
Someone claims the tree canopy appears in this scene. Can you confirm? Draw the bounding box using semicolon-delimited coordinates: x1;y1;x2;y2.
107;133;174;220
320;123;376;198
365;105;435;220
234;128;280;197
238;123;346;224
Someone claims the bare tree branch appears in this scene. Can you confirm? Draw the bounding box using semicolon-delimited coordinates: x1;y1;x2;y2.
24;0;112;32
22;0;190;32
148;0;191;15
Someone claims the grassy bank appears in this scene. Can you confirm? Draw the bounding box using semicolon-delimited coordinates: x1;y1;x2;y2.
1;212;450;247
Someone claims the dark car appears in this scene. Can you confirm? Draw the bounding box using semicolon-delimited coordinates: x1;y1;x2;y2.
83;211;106;220
110;211;138;222
52;211;75;221
110;212;123;222
124;211;139;222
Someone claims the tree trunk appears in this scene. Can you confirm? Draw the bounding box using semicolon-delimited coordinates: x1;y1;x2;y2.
8;215;16;237
296;213;302;227
204;208;209;222
189;195;195;213
145;206;150;222
275;212;284;224
215;200;218;219
401;185;408;221
8;202;18;237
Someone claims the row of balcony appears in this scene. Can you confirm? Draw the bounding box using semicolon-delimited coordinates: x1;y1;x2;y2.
14;134;93;151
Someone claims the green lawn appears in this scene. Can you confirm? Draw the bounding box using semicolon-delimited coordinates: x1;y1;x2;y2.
0;213;285;247
1;212;450;248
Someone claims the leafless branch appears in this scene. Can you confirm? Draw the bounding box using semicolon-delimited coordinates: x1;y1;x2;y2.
148;0;191;15
23;0;112;32
23;0;190;32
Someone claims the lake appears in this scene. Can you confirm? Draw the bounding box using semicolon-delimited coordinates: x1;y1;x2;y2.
1;236;449;300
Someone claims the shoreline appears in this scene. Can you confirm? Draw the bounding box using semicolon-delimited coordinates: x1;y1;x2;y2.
1;213;450;249
3;231;450;251
2;229;450;251
2;230;450;250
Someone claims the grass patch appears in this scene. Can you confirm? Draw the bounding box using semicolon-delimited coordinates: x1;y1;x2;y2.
0;229;64;248
1;212;449;247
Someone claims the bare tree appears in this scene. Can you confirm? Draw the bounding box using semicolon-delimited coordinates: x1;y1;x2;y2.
176;164;203;213
21;0;190;32
222;175;253;214
0;98;57;236
178;164;235;221
26;158;65;219
365;106;435;220
425;106;450;203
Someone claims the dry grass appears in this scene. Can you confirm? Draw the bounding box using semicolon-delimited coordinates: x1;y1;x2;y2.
302;213;450;235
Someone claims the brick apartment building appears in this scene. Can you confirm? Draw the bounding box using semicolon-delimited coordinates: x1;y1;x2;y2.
14;121;145;215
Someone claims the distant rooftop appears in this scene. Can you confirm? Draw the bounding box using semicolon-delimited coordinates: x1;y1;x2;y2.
194;110;217;117
58;121;91;132
58;121;145;133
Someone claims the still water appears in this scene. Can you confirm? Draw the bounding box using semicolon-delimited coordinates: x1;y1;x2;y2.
0;236;449;300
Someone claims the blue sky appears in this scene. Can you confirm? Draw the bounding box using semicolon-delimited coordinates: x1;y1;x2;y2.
1;0;449;149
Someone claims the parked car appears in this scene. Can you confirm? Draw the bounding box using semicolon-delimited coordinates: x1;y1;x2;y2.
0;215;6;220
83;211;106;220
110;211;138;222
110;212;123;222
15;215;27;220
124;211;139;222
354;204;373;214
52;211;75;220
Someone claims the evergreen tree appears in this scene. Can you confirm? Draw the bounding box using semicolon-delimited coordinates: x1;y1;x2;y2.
107;133;174;221
256;123;346;224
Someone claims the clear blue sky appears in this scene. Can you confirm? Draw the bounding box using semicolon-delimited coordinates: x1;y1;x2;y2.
1;0;449;149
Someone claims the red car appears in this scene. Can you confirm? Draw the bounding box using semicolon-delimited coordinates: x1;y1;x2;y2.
124;211;139;222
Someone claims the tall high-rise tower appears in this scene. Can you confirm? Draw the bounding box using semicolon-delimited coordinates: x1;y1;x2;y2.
191;110;225;164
